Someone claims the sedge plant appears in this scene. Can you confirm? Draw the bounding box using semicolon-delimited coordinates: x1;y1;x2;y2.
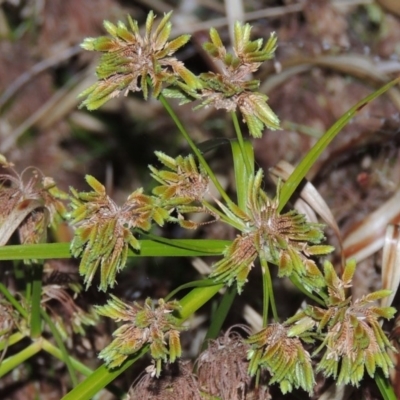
0;10;399;400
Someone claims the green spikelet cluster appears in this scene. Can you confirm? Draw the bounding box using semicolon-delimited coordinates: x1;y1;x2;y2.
69;175;169;291
96;296;184;376
79;11;200;109
210;170;333;292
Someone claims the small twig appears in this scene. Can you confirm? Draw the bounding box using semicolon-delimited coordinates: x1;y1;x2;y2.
172;3;304;36
0;70;86;153
172;0;373;36
0;45;81;109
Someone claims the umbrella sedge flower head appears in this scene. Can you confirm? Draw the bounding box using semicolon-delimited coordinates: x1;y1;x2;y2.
246;323;315;394
210;232;258;293
149;151;209;203
69;175;169;291
313;260;396;386
79;11;200;110
197;22;280;138
96;295;184;376
149;151;215;229
210;169;333;292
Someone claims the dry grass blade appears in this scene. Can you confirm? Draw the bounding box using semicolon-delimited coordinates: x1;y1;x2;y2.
172;1;372;36
0;200;43;246
243;304;262;332
261;54;400;111
0;70;89;153
0;45;81;109
224;0;244;46
381;224;400;307
318;383;354;400
270;160;343;253
172;3;304;36
191;257;212;275
343;189;400;262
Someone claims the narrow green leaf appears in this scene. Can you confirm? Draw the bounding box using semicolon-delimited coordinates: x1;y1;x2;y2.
278;77;400;211
200;285;237;351
61;347;148;400
41;310;78;387
0;240;231;261
375;369;397;400
177;284;223;322
164;279;220;301
230;139;254;210
0;283;28;318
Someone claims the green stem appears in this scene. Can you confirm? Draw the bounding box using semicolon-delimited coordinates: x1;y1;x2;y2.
42;339;93;376
158;93;234;207
41;309;78;387
0;332;25;352
231;112;252;173
139;232;229;255
0;340;42;378
202;200;247;231
260;257;278;325
177;283;223;322
30;263;43;338
289;275;326;307
375;370;397;400
42;339;125;398
165;279;220;302
61;347;148;400
0;283;28;318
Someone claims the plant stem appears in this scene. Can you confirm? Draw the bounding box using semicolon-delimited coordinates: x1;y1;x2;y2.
202;199;247;230
165;279;221;302
0;340;42;378
231;112;252;173
260;257;278;325
200;285;237;352
177;283;223;322
158;94;234;207
41;309;78;387
42;339;92;376
0;283;28;318
30;263;43;338
289;275;326;306
61;347;149;400
375;369;397;400
42;339;125;398
0;332;25;352
139;232;229;255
